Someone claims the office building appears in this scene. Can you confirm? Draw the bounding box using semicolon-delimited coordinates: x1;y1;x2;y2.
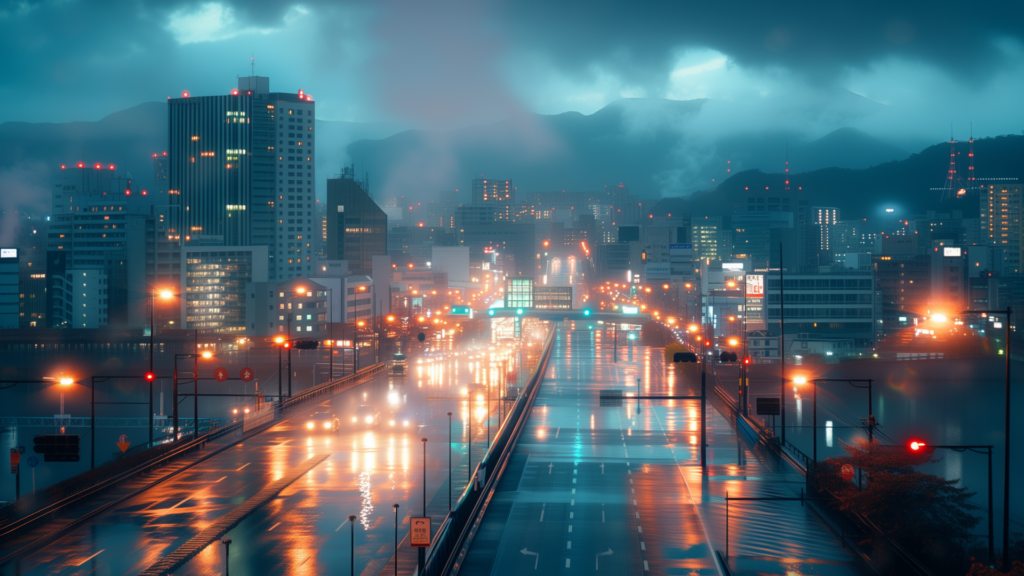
813;207;840;251
981;181;1023;274
169;76;314;281
533;285;573;309
325;167;387;276
766;271;876;354
181;245;268;332
47;164;156;328
471;177;515;221
0;248;18;328
873;254;931;333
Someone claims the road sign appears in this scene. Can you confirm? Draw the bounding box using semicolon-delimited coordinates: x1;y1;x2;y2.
756;397;780;416
410;517;431;547
10;449;19;473
26;456;38;468
240;367;254;382
214;368;228;382
33;434;80;462
841;464;855;481
449;305;472;316
621;305;639;315
117;434;131;453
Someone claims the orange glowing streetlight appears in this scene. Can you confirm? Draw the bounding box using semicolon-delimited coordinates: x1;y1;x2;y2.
159;289;174;299
201;351;213;359
726;280;737;288
688;324;699;333
296;286;307;294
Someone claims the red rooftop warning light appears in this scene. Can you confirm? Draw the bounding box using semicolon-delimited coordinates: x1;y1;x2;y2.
230;88;239;96
181;90;190;98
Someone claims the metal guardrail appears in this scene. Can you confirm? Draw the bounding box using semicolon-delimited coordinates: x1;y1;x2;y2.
0;416;222;428
710;383;932;576
0;363;386;561
417;326;557;576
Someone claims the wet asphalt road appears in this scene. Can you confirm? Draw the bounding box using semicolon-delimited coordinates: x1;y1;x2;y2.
1;337;536;576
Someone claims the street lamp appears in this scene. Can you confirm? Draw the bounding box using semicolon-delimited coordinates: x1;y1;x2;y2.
907;441;995;564
961;307;1011;570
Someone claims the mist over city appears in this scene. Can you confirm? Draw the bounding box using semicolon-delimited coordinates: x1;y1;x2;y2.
1;1;1023;575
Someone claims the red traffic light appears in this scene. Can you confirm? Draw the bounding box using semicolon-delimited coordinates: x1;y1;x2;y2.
283;342;291;349
743;357;751;365
704;340;711;347
909;440;926;451
144;372;156;382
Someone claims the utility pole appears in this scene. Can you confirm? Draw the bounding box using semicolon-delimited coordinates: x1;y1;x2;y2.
779;245;786;445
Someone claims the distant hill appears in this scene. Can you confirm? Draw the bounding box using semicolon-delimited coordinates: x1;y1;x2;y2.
347;95;913;201
650;134;1024;222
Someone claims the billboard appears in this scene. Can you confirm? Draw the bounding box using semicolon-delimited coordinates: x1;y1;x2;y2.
746;274;764;297
669;243;693;257
0;249;16;259
644;262;671;279
943;247;962;257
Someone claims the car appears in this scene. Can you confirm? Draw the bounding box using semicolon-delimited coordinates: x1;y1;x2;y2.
460;383;487;402
305;412;340;433
388;409;414;428
352;405;381;428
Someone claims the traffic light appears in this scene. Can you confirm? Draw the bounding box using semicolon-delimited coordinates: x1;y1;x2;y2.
743;356;751;365
283;341;291;349
144;371;156;382
34;434;80;462
909;440;926;451
488;309;496;317
583;309;591;316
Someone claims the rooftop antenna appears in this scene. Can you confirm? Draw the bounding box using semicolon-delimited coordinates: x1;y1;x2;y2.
251;55;255;77
784;141;791;191
968;122;976;191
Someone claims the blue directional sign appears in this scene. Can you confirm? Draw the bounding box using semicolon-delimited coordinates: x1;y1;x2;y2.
26;456;39;468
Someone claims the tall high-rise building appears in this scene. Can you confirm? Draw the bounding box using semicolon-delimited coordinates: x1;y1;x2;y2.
325;167;387;276
471;177;515;221
981;181;1023;274
168;76;315;281
813;207;840;250
0;248;18;329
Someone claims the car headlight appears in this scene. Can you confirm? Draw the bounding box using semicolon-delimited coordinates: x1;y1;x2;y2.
306;422;314;430
403;420;409;426
352;417;358;422
389;420;396;426
460;388;468;395
365;416;373;423
476;394;484;401
324;422;332;429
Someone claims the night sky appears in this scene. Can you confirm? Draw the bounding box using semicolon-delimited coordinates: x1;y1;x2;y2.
2;0;1023;142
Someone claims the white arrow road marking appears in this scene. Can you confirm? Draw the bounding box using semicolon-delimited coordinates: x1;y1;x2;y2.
600;463;605;474
555;427;560;438
596;548;613;570
548;462;554;474
520;548;539;569
540;503;546;522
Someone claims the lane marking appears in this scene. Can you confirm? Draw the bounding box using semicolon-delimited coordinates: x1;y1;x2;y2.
571;488;576;494
548;463;554;475
539;503;546;522
278;440;291;446
214;476;227;483
236;463;251;471
169;496;192;510
75;549;105;566
571;499;575;506
644;560;650;571
602;510;605;523
637;526;643;533
635;511;640;518
641;542;646;551
568;525;572;532
555;427;560;438
566;559;571;568
566;541;571;549
268;522;281;531
520;548;539;569
336;519;350;531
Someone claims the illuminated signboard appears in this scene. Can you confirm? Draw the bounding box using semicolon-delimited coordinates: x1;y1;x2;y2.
621;305;639;315
722;262;744;271
746;274;764;297
450;306;473;317
943;247;962;257
0;249;16;259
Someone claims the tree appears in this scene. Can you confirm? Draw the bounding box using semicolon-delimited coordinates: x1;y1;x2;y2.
814;439;980;574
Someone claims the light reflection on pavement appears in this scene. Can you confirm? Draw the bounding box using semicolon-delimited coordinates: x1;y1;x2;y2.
0;335;536;576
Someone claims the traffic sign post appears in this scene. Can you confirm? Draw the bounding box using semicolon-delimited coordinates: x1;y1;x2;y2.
117;434;131;453
410;516;431;547
214;368;228;382
240;368;254;382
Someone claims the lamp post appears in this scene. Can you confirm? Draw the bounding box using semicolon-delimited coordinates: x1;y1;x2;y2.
961;307;1011;571
420;437;428;572
779;246;787;445
348;514;357;576
907;441;995;564
221;538;231;576
393;503;399;576
447;411;453;510
274;336;286;402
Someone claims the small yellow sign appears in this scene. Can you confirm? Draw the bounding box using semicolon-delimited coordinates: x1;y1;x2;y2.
410;517;431;547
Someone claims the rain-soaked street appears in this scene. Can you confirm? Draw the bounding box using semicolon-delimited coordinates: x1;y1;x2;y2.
0;332;545;576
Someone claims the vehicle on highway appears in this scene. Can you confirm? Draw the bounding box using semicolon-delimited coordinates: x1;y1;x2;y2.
352;405;381;428
388;409;414;428
461;383;487;402
306;412;340;433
